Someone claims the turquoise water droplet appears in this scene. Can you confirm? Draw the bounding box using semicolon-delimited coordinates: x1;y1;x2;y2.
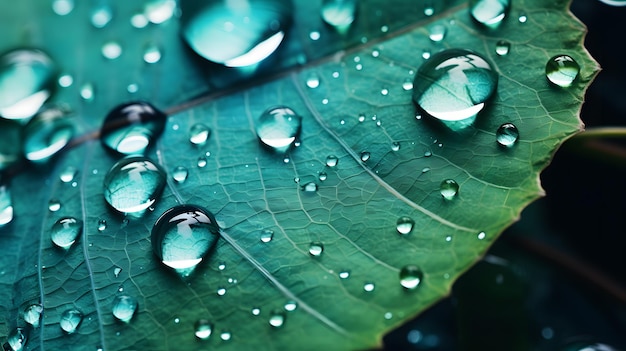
469;0;510;28
306;73;320;88
23;304;43;327
6;327;27;351
402;78;414;91
217;287;227;296
144;0;177;24
60;309;83;333
50;217;83;249
302;182;318;192
429;24;446;42
58;74;73;87
100;101;166;155
396;216;415;235
294;177;300;183
545;55;579;88
284;301;297;311
478;231;486;240
197;156;207;168
91;5;113;28
400;265;423;289
440;179;459;200
325;155;339;167
261;229;274;243
48;199;61;212
495;40;511;56
218;262;226;270
339;270;350;279
114;267;122;277
380;87;389;96
220;331;232;341
131;13;149;28
518;12;527;23
269;311;286;328
102;41;122;60
103;156;167;214
360;151;370;162
422;50;431;60
112;295;138;323
151;204;220;275
0;49;57;120
143;44;162;63
98;219;107;232
309;242;324;256
23;106;74;163
251;307;261;315
318;171;328;181
60;166;78;183
256;106;302;153
127;83;139;93
52;0;74;15
309;31;321;41
363;282;375;292
496;123;519;146
194;319;213;339
424;0;434;16
0;184;13;226
172;166;189;183
412;49;498;126
321;0;356;29
189;123;211;145
0;119;22;170
80;83;94;101
180;0;291;67
391;142;401;151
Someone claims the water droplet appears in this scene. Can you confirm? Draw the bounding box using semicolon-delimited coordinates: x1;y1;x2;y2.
495;40;511;56
24;304;43;327
284;301;297;311
143;44;162;64
144;0;177;24
91;5;113;28
402;78;414;91
100;101;167;155
127;84;139;93
23;106;74;163
396;217;415;235
220;331;232;341
424;1;434;16
518;12;527;23
151;204;220;275
189;123;211;145
496;123;519;147
251;307;261;315
309;31;321;41
293;177;300;183
197;157;207;168
445;235;452;242
321;0;356;29
0;184;13;226
131;13;149;28
269;311;285;328
102;41;122;60
58;74;73;87
180;0;291;67
318;171;328;181
306;73;320;88
0;49;57;120
60;166;78;183
384;312;393;320
6;327;27;351
80;83;95;101
477;231;486;240
469;0;510;28
325;155;339;167
380;87;389;96
103;156;166;215
52;0;74;15
172;166;189;183
218;262;226;270
302;182;318;192
48;199;61;212
256;106;302;153
194;320;213;340
50;217;83;249
428;24;446;42
112;295;138;323
360;151;371;162
114;267;122;277
98;219;107;232
400;265;424;289
309;242;324;256
412;49;498;127
440;179;459;200
217;287;226;296
391;142;401;152
545;55;579;88
60;309;83;333
363;282;375;292
339;270;350;279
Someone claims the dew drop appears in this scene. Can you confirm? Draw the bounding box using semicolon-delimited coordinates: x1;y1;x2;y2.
218;262;226;270
102;41;122;60
545;55;579;88
306;73;320;88
325;155;339;167
90;5;113;28
23;106;74;163
255;106;302;153
127;84;139;94
144;0;177;24
0;49;57;120
321;0;356;29
197;157;207;168
217;287;226;296
428;24;446;42
80;83;95;101
478;231;486;240
131;13;149;28
363;282;375;292
400;265;424;289
339;270;350;279
52;0;74;15
396;216;415;235
424;1;434;16
100;101;166;155
284;301;297;311
302;182;318;192
6;327;27;351
48;199;61;212
189;123;211;145
269;311;285;328
259;229;274;243
391;142;401;151
143;44;162;64
469;0;510;28
309;242;324;256
114;267;122;277
98;219;107;232
112;295;138;323
402;78;414;91
380;87;389;96
440;179;459;200
60;309;83;333
194;319;213;340
103;156;166;215
496;123;519;147
360;151;370;162
24;304;43;327
172;166;189;183
60;166;78;183
0;184;13;226
151;204;220;275
309;31;321;41
518;12;527;23
412;49;498;127
58;74;73;87
318;171;328;181
495;40;511;56
50;217;83;249
251;307;261;316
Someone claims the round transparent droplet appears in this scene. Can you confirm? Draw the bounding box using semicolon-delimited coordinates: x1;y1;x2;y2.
48;199;61;212
339;270;350;279
302;182;318;192
400;265;424;289
60;309;83;333
50;217;83;249
80;83;94;101
391;142;401;152
325;155;339;167
189;123;211;145
172;166;189;183
496;123;519;147
151;204;220;275
318;172;328;181
23;105;74;163
429;24;446;42
197;157;207;168
269;311;286;328
131;13;149;28
469;0;510;28
284;301;297;311
52;0;74;15
251;307;261;316
309;242;324;256
321;0;357;29
114;267;122;277
217;287;226;296
412;49;498;127
194;319;213;340
24;304;44;327
0;48;57;120
424;0;434;16
102;41;122;60
363;282;375;292
518;12;527;23
100;101;167;155
256;106;302;153
220;331;232;341
58;74;73;87
545;55;579;88
6;327;27;351
495;40;511;56
60;166;78;183
91;5;113;28
440;179;459;200
396;216;415;235
360;151;370;162
402;78;414;91
260;229;274;243
306;73;320;89
143;44;162;64
144;0;177;24
309;31;321;41
98;219;107;231
112;295;138;323
478;231;486;240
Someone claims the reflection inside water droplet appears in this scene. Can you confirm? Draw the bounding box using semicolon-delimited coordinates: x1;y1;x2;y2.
256;106;301;153
195;319;213;339
309;242;324;256
60;309;83;333
112;295;138;323
100;101;166;155
400;265;424;289
396;217;415;235
440;179;459;200
496;123;519;146
24;304;44;327
50;217;83;249
545;55;579;87
189;123;211;145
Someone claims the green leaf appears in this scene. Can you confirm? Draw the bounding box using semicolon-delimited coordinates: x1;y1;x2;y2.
0;0;598;350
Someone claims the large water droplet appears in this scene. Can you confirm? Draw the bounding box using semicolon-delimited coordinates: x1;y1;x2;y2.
112;295;138;323
145;0;177;24
320;0;357;30
23;304;43;327
103;156;167;215
495;40;511;56
412;48;498;127
0;49;57;120
0;119;22;170
545;55;579;88
50;217;83;249
301;181;318;192
180;0;292;67
172;166;189;183
496;123;519;147
269;311;285;328
23;105;74;163
0;184;13;226
400;265;423;289
100;101;166;155
440;179;459;200
396;216;415;235
60;309;83;333
469;0;510;28
6;327;27;351
309;242;324;256
189;123;211;145
260;229;274;243
325;155;339;167
194;319;213;339
151;204;220;275
255;106;301;153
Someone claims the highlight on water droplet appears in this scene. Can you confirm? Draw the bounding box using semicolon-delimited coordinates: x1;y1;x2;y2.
80;83;94;101
545;54;580;88
194;319;213;340
0;184;13;226
495;40;511;56
360;151;370;162
428;24;446;42
91;5;113;28
478;231;486;240
400;265;424;289
440;179;459;200
496;123;519;147
220;330;232;341
269;311;286;328
23;105;74;163
301;181;318;192
396;216;415;235
309;242;324;256
112;295;138;323
320;0;357;30
172;166;189;183
60;309;83;333
260;229;274;243
102;41;122;60
50;217;83;249
318;171;328;181
48;198;61;212
144;0;177;24
189;123;211;145
402;78;414;91
284;301;297;311
469;0;510;28
363;282;375;292
143;44;162;64
391;142;401;152
339;270;350;279
255;106;302;153
23;304;44;327
325;155;339;167
98;219;107;231
60;166;78;183
305;73;320;89
197;156;207;168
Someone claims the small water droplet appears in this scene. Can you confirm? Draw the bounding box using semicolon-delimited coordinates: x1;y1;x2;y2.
114;267;122;277
518;12;527;23
302;182;318;192
194;320;213;340
360;151;371;162
60;166;78;183
131;13;149;28
6;327;27;351
97;219;107;232
363;282;375;292
220;331;232;341
478;231;486;240
174;317;180;324
197;157;207;168
143;44;162;64
400;265;424;289
402;78;414;91
256;106;302;153
251;307;261;315
172;166;189;183
293;177;300;183
24;304;43;327
50;217;83;249
0;185;13;226
306;73;320;88
469;0;510;28
325;155;339;167
217;287;226;296
322;98;329;105
321;0;356;29
428;24;446;42
23;106;74;163
103;156;166;215
58;74;73;87
284;301;297;311
424;1;434;16
396;217;415;235
52;0;74;15
91;5;113;28
100;101;166;155
391;142;401;151
495;40;511;56
151;204;220;275
380;87;389;96
318;171;328;181
102;41;122;60
440;179;459;200
384;312;393;320
496;123;519;147
309;31;321;41
339;270;350;279
260;229;274;243
445;235;452;242
60;309;83;333
545;55;579;87
269;311;285;328
112;295;138;323
309;242;324;256
48;199;61;212
218;262;226;270
144;0;177;24
127;84;139;94
79;83;95;101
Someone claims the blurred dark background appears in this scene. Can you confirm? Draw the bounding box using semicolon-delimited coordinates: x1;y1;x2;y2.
384;1;626;350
